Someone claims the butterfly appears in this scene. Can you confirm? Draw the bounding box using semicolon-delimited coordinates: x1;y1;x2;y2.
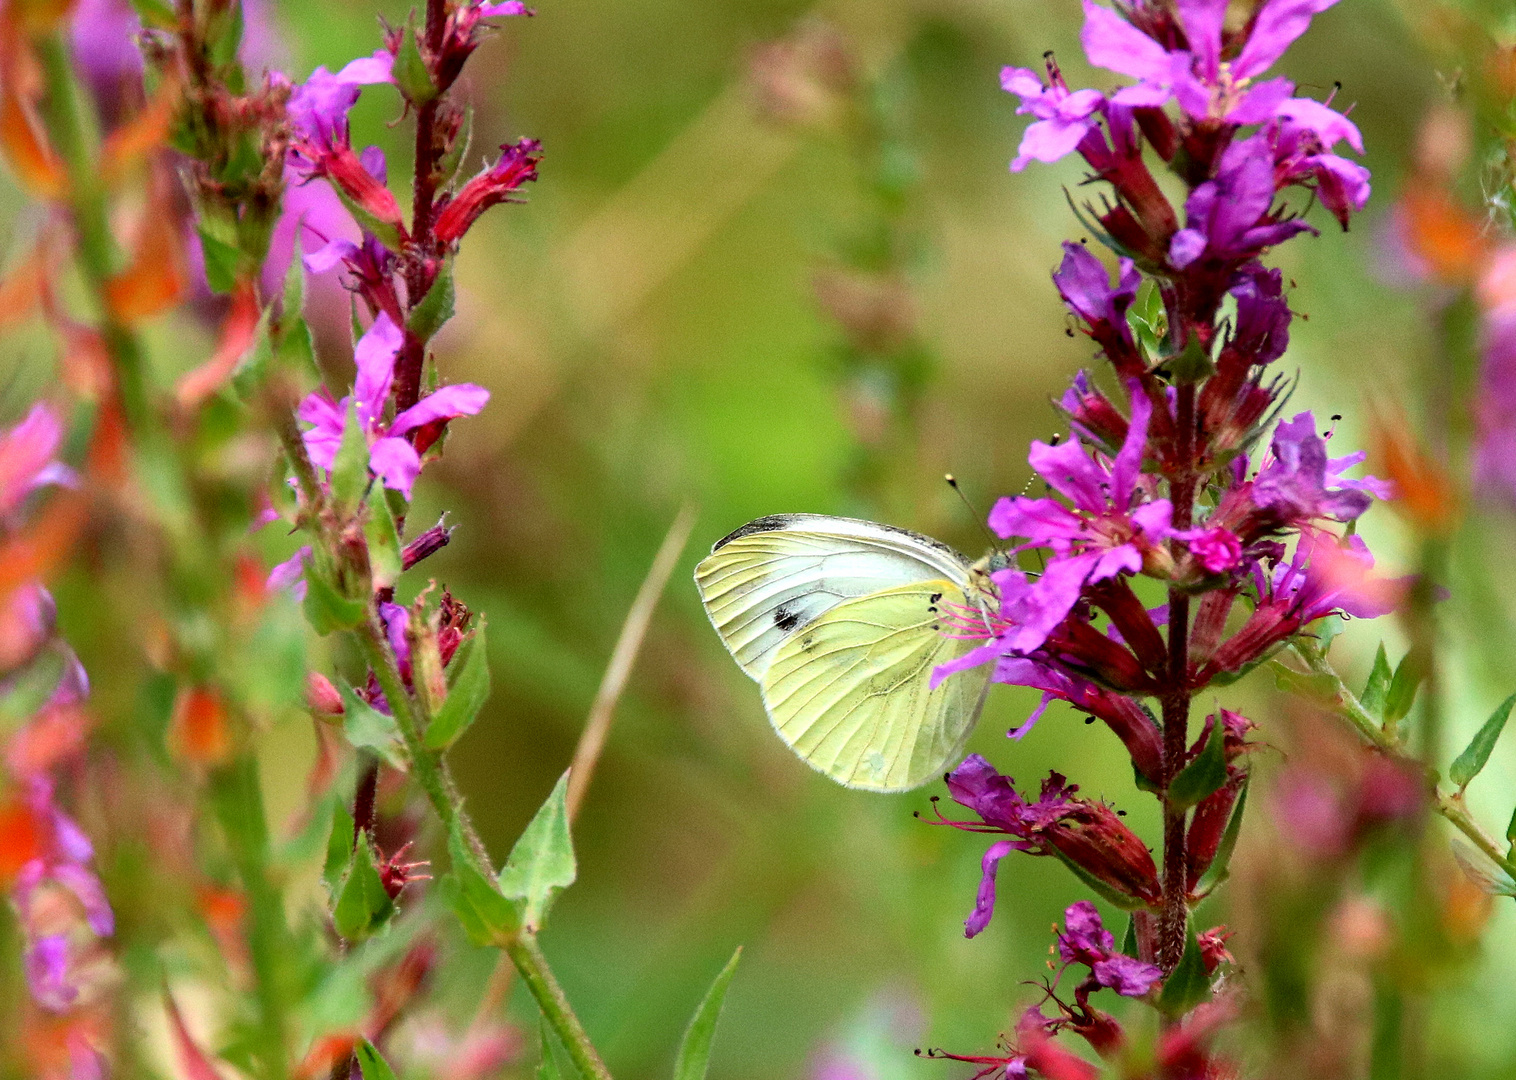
693;514;999;792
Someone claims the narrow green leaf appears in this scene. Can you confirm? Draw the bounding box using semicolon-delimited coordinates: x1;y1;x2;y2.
364;489;404;591
1196;781;1248;894
338;683;406;768
1158;923;1212;1017
424;621;491;750
406;261;455;342
332;834;394;941
301;566;367;635
281;244;305;316
1360;643;1393;721
537;1019;565;1080
1384;652;1425;725
443;820;517;946
1121;915;1139;960
355;1038;399;1080
330;398;370;515
673;947;743;1080
275;316;318;378
498;771;576;931
323;802;356;890
1168;719;1230;811
1268;660;1340;703
1450;694;1516;790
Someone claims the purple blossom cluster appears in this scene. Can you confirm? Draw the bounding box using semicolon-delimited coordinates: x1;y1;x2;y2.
931;0;1397;1061
0;407;111;1051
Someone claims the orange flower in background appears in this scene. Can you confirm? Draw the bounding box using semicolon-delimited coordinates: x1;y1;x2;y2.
168;685;232;766
104;191;187;322
1373;409;1461;536
0;796;43;884
174;279;261;409
1398;187;1487;284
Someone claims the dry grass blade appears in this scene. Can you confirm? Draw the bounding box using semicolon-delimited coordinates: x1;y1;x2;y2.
567;502;698;823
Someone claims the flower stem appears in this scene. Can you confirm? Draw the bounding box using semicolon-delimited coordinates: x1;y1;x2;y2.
351;610;617;1077
505;932;616;1080
1158;383;1198;974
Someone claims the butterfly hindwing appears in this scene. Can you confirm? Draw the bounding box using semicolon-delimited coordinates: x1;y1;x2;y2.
694;514;972;681
760;579;992;792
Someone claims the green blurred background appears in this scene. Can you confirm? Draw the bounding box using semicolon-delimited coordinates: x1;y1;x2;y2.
26;0;1516;1075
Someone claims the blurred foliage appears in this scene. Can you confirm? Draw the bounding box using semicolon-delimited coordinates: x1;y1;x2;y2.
7;0;1516;1077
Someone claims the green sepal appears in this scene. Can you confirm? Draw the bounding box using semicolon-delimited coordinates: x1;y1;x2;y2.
393;26;438;105
1360;643;1393;721
338;683;406;769
1048;847;1147;911
498;771;576;932
198;225;243;295
673;947;743;1080
1168;719;1230;811
355;1038;399;1080
330;398;371;517
332;833;395;942
1132;759;1162;794
407;261;455;342
1384;652;1425;725
301;565;367;635
1126;279;1167;367
1158;922;1212;1017
364;489;404;591
1196;779;1248;894
423;620;491;750
334;186;404;252
443;821;517;946
1165;335;1214;384
1450;693;1516;791
1121;915;1140;960
323;802;356;891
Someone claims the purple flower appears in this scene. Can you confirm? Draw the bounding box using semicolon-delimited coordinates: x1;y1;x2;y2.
1271;98;1371;230
1001;64;1105;172
1183;526;1243;574
1052;242;1141;363
0;404;77;520
1058;901;1162;997
297;314;489;499
1247;412;1391;531
941;757;1160;935
26;934;77;1012
982;389;1172;652
1228;264;1292;366
1476;306;1516;505
266;545;312;600
1169;134;1315;269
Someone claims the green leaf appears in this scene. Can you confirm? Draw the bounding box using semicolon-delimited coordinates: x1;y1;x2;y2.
498;771;576;931
537;1019;566;1080
1168;719;1230;811
1360;643;1393;721
1507;804;1516;849
406;261;455;342
1158;923;1212;1017
1384;652;1425;725
1268;660;1340;703
334;186;404;252
1121;915;1139;960
332;834;394;941
339;683;406;769
330;398;371;516
1450;693;1516;791
424;621;492;750
354;1038;399;1080
1196;780;1248;894
673;946;742;1080
364;489;404;591
443;821;517;946
393;26;438;104
275;316;318;378
323;802;356;891
302;565;367;635
127;0;176;28
198;226;242;294
281;244;305;316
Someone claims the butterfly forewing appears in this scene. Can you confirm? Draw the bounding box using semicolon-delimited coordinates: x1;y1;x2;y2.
760;580;992;792
694;514;972;681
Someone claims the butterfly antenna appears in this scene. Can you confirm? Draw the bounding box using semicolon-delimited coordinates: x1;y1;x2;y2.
944;474;1003;554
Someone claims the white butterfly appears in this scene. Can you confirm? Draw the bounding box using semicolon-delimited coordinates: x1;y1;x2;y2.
694;514;996;792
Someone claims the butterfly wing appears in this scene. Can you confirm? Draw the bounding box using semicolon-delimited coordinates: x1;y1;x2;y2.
694;514;973;681
760;579;992;792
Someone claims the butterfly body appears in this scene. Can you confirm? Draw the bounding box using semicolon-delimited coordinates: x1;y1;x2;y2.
694;514;994;792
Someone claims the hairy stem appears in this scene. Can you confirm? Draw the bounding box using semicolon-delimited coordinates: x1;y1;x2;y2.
506;932;615;1080
1158;382;1199;974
